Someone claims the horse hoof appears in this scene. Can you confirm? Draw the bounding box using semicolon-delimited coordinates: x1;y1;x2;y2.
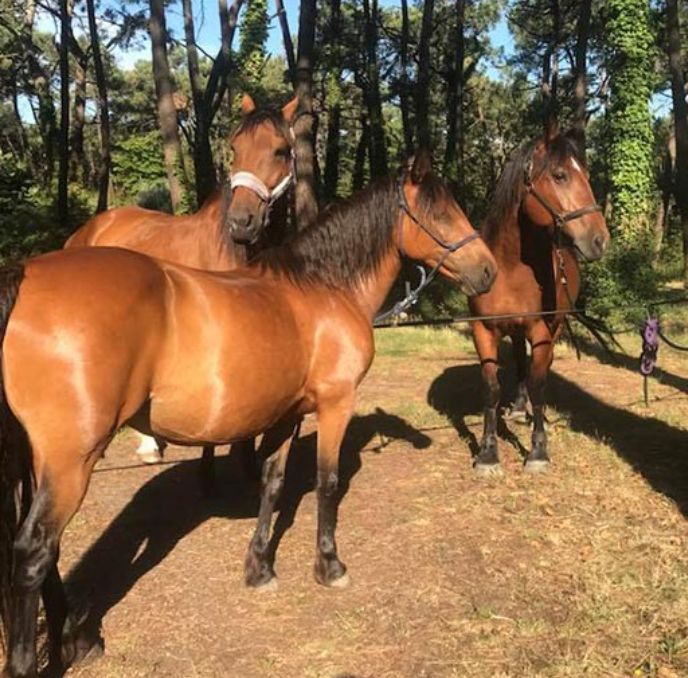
524;459;550;475
137;450;163;465
474;463;503;478
251;576;279;593
327;572;350;589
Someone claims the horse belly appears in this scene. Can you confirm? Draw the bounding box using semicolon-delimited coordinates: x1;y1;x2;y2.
149;331;308;444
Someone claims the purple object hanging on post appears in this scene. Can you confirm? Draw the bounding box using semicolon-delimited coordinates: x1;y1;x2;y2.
639;317;659;376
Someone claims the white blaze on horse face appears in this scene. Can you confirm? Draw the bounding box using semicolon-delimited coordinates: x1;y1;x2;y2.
570;157;582;174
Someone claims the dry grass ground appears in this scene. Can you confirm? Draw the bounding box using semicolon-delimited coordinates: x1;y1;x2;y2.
3;326;688;678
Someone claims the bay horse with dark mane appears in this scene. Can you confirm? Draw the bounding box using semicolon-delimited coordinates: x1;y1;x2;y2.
66;94;299;468
469;127;610;475
0;153;496;678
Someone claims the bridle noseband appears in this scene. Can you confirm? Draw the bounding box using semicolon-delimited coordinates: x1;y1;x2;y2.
523;157;603;240
396;173;481;259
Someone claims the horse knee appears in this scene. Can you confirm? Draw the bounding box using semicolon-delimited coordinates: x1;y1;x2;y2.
13;522;57;591
317;471;338;498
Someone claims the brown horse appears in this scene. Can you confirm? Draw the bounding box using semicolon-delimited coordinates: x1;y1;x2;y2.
66;94;299;467
469;128;610;475
0;153;496;678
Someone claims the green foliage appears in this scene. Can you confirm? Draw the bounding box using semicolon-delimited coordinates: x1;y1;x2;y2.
238;0;269;94
111;131;167;201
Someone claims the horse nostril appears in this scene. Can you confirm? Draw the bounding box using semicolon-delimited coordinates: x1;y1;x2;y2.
593;234;607;254
483;263;495;286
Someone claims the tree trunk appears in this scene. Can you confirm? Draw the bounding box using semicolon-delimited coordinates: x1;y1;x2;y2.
150;0;185;212
70;53;87;183
399;0;414;155
323;0;342;201
183;0;215;206
294;0;319;228
274;0;296;86
362;0;388;178
86;0;111;213
443;0;466;192
666;0;688;283
57;0;71;229
416;0;434;149
352;117;370;192
572;0;592;156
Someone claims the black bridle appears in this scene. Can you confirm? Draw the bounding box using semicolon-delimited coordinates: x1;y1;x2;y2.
396;173;481;257
374;174;482;324
523;157;603;242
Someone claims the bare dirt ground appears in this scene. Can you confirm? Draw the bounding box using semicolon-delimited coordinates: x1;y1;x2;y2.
8;327;688;678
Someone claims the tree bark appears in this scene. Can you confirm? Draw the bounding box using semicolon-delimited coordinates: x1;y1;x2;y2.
57;0;72;229
666;0;688;282
443;0;466;192
274;0;296;86
362;0;388;178
352;117;370;192
86;0;111;213
150;0;185;212
294;0;319;228
183;0;216;206
572;0;592;156
399;0;414;155
323;0;342;201
416;0;435;150
70;51;87;183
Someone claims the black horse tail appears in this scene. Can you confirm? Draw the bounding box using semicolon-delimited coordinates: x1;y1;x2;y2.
0;263;28;649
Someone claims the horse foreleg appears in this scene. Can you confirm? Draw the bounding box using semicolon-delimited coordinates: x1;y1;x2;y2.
244;421;298;590
314;393;354;588
524;331;554;474
472;322;502;477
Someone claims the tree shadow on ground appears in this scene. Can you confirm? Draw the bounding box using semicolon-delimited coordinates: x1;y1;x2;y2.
58;408;431;672
428;364;688;513
573;334;688;396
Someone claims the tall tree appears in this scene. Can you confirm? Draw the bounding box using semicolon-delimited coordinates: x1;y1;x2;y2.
182;0;215;205
361;0;388;178
416;0;435;149
399;0;414;155
294;0;319;226
666;0;688;281
57;0;72;228
443;0;467;191
323;0;343;201
150;0;185;212
86;0;111;213
572;0;592;150
274;0;296;85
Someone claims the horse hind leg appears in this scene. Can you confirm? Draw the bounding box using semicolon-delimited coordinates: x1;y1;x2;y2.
524;339;554;474
506;335;530;424
135;432;166;465
5;445;106;678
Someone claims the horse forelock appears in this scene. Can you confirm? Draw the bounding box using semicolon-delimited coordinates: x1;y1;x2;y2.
483;133;586;245
230;109;292;147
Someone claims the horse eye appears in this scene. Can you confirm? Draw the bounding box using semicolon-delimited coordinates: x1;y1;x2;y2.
552;170;568;183
274;148;290;159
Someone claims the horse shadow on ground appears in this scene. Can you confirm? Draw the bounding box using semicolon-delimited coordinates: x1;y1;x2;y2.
428;363;688;515
56;408;431;673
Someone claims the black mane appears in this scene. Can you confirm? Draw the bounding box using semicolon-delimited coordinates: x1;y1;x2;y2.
255;172;454;288
482;133;585;245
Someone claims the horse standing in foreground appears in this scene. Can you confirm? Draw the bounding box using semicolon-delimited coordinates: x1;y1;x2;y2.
0;154;496;678
469;128;610;475
66;94;299;469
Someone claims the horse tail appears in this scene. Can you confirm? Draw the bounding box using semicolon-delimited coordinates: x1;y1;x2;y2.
0;263;28;649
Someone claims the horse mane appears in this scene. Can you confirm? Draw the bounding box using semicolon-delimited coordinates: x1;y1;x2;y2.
482;132;585;245
254;172;454;289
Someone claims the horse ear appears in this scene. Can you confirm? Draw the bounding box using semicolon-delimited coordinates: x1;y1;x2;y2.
408;149;433;184
241;94;256;117
281;97;299;123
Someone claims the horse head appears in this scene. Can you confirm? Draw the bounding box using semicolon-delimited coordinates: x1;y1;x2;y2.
521;127;610;262
225;94;298;245
397;150;497;296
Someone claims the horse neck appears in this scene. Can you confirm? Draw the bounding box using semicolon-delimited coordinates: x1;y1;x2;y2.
488;205;524;266
353;248;402;322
